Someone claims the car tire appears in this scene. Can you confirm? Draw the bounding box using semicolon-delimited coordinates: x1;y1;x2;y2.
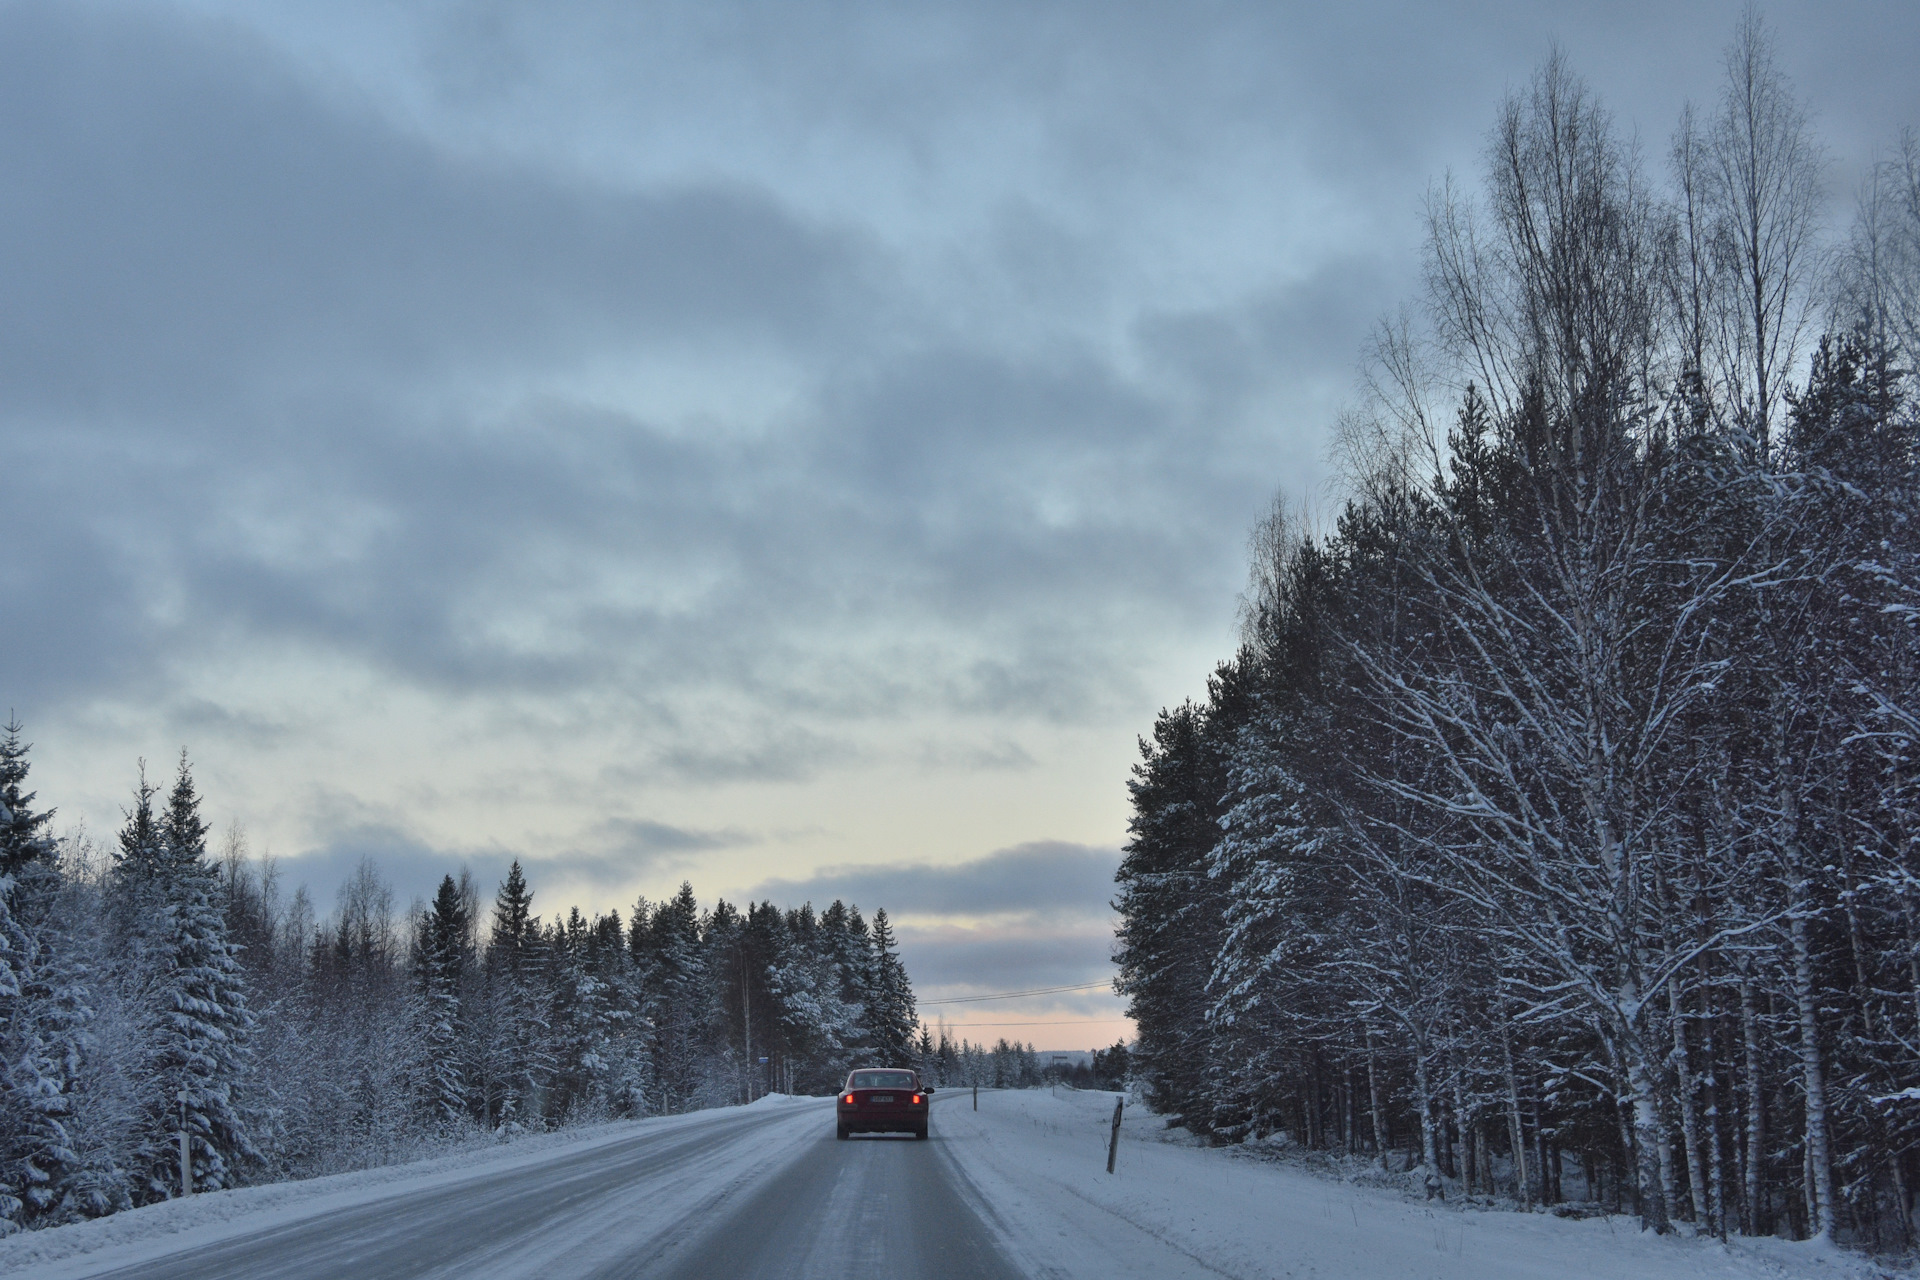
837;1124;850;1140
914;1125;928;1140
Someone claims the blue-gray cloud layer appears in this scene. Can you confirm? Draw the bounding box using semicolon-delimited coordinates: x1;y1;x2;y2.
270;835;1122;1002
8;1;1916;884
5;1;1364;769
747;842;1122;998
746;841;1116;920
268;816;746;916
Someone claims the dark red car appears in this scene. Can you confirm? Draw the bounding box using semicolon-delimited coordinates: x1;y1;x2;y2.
836;1068;931;1139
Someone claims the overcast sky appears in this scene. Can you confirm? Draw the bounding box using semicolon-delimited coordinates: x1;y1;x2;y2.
7;0;1916;1047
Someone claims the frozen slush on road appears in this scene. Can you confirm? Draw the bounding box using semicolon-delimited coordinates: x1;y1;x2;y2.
0;1088;1880;1280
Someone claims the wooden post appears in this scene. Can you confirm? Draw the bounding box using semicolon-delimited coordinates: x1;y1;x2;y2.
1107;1096;1124;1173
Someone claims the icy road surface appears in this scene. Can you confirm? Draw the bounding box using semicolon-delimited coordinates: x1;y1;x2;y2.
0;1089;1883;1280
8;1095;1013;1280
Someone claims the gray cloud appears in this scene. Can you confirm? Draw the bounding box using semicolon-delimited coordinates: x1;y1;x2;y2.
743;843;1123;1020
647;726;860;786
598;818;755;856
0;2;868;715
744;841;1119;920
896;922;1117;997
270;823;505;915
913;738;1035;773
0;6;865;417
1;0;1330;743
275;814;731;918
12;0;1917;924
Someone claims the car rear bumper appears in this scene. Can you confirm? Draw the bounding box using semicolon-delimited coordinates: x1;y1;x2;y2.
837;1100;929;1133
838;1115;925;1133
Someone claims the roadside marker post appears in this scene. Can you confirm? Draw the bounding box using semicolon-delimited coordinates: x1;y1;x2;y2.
1106;1096;1123;1174
973;1084;978;1111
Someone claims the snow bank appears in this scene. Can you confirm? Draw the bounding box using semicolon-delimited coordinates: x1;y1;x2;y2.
938;1088;1900;1280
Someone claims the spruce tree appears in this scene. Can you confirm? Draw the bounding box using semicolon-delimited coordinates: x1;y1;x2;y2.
15;918;105;1224
865;910;917;1065
547;907;614;1120
765;902;859;1092
482;862;550;1126
414;875;469;1125
112;764;165;889
644;884;706;1113
131;754;255;1199
0;723;78;1230
914;1024;935;1079
820;901;873;1054
1113;698;1236;1130
585;910;646;1116
0;720;55;879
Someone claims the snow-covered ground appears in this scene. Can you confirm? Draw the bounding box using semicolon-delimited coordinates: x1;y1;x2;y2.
938;1087;1901;1280
1;1088;1908;1279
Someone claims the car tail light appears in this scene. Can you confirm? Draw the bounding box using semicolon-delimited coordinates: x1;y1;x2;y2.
912;1094;922;1104
842;1094;853;1104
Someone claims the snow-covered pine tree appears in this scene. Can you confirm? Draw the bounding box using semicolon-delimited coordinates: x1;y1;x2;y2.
124;754;256;1199
914;1024;935;1080
546;907;617;1121
413;875;469;1126
17;877;115;1225
675;886;720;1109
865;910;916;1066
111;767;164;892
583;909;646;1117
642;884;706;1114
703;900;754;1102
481;862;550;1128
0;720;57;880
1113;692;1240;1132
0;722;80;1230
819;901;872;1058
766;913;810;1080
934;1025;958;1086
619;896;660;1115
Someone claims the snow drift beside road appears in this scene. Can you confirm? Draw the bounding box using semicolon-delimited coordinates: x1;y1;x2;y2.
937;1088;1894;1280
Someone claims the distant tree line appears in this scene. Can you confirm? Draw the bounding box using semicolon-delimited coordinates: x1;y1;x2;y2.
1116;17;1920;1247
1038;1042;1130;1092
0;729;920;1233
912;1030;1054;1090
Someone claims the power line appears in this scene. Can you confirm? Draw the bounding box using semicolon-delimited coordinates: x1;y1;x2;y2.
918;981;1111;1006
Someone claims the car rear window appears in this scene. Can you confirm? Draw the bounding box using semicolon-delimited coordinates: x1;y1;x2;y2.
849;1071;915;1090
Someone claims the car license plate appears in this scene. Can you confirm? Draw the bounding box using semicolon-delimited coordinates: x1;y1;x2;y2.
871;1094;893;1103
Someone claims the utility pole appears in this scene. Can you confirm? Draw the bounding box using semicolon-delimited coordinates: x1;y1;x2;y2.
741;959;753;1103
177;1090;193;1198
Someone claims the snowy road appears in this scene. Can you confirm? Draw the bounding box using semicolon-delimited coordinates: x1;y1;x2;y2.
18;1095;1019;1280
651;1104;1020;1280
2;1088;1873;1280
